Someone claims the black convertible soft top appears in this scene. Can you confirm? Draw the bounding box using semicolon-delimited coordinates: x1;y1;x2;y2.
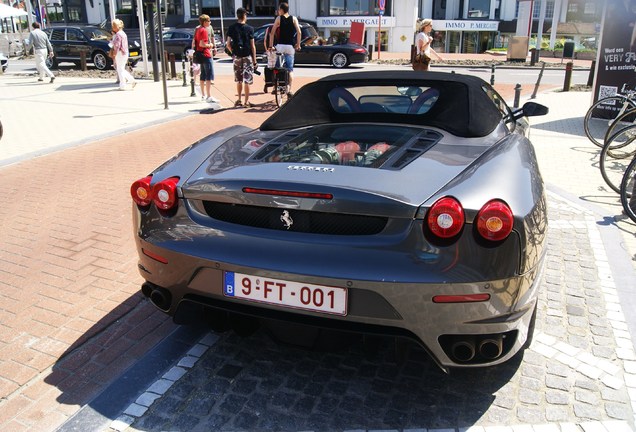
260;71;504;138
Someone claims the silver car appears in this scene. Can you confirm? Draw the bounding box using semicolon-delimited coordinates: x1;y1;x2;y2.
130;71;549;371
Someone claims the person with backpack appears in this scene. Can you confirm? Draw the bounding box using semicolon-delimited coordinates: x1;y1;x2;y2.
268;2;301;96
226;7;257;108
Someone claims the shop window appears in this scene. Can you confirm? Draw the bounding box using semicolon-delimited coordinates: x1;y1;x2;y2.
243;0;277;17
201;0;233;17
467;0;489;18
318;0;391;16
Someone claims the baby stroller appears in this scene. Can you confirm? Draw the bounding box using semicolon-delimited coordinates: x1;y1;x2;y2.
264;51;290;108
263;49;279;94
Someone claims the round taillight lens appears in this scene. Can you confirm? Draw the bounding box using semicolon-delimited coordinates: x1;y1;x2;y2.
152;177;180;211
476;200;514;242
130;176;153;207
427;197;465;239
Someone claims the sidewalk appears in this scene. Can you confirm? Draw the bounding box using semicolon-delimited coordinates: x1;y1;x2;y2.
0;62;633;432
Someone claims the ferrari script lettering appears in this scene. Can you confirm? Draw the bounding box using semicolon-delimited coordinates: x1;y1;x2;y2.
287;165;335;172
280;210;294;229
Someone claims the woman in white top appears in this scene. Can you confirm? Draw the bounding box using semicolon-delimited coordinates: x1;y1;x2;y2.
415;19;442;71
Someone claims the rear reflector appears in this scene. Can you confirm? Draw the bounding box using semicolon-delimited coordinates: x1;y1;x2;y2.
433;294;491;303
142;248;168;264
243;187;333;200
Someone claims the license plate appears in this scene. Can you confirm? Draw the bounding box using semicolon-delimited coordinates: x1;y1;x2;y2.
224;272;347;316
129;51;138;56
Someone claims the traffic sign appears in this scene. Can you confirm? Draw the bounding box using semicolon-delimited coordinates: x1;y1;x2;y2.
378;0;385;11
379;9;384;15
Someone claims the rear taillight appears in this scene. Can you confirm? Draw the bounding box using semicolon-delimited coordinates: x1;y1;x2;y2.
476;200;514;242
426;197;464;239
130;176;153;207
152;177;180;211
353;48;366;53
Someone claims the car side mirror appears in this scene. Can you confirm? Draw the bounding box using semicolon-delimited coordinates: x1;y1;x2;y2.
522;102;548;117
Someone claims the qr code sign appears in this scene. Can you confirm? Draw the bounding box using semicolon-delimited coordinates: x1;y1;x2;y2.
599;85;618;104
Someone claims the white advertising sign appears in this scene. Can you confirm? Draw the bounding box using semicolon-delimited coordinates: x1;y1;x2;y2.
317;16;396;28
434;20;500;32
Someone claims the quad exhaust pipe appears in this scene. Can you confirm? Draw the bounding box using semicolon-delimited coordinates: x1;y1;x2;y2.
141;282;172;311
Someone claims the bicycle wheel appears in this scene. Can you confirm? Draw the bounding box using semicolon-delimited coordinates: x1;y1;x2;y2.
604;106;636;146
584;96;636;147
620;156;636;223
599;124;636;193
274;84;283;107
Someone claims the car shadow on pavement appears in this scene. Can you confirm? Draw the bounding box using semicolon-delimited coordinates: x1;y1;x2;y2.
530;116;586;138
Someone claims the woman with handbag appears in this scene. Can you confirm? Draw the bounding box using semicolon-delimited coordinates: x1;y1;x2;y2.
413;19;442;72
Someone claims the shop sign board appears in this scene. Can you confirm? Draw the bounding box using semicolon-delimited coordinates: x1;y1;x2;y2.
317;16;396;28
433;20;499;32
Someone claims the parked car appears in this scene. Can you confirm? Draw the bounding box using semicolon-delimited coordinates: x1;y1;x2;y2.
160;28;224;59
130;71;549;371
0;51;7;72
43;25;141;70
253;23;367;68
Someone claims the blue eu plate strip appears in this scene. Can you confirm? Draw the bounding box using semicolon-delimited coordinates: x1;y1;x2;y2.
224;271;235;296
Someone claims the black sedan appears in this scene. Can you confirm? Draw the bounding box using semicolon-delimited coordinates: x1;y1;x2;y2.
130;71;549;371
254;23;368;68
43;25;141;71
162;29;194;59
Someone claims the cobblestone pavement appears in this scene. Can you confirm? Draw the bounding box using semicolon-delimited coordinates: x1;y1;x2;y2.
102;192;635;432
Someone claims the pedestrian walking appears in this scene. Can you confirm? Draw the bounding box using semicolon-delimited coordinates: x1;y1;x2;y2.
111;19;136;90
268;2;301;96
226;7;257;107
194;14;219;103
413;19;442;72
29;22;55;83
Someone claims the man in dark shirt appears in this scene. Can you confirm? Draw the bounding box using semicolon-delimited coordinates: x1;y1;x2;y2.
268;2;301;95
226;7;257;107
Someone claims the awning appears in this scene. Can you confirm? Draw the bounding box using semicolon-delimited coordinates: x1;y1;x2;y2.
0;3;28;19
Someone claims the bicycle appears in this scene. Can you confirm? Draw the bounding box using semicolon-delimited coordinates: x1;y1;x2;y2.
584;82;636;148
268;51;291;108
620;155;636;223
599;123;636;193
603;105;636;147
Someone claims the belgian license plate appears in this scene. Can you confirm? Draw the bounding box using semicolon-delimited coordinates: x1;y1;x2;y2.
129;51;138;56
224;272;347;316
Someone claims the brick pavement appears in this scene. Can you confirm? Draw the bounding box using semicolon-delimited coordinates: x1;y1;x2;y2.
0;59;624;432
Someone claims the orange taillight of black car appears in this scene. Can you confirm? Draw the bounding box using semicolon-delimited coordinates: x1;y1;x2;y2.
130;176;180;211
475;199;514;242
130;176;153;207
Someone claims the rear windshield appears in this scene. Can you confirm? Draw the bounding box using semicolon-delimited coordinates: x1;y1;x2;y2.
253;124;427;168
328;85;440;115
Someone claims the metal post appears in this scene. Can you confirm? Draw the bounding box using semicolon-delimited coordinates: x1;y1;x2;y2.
146;2;159;82
513;83;522;108
587;60;596;87
169;52;176;79
490;64;495;85
190;57;196;96
563;61;573;92
157;0;169;109
182;57;187;87
531;61;545;99
80;51;87;71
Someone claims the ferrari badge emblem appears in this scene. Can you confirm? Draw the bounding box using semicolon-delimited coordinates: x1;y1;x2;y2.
280;210;294;230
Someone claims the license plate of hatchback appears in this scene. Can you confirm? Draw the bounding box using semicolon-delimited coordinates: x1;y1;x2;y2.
224;272;347;316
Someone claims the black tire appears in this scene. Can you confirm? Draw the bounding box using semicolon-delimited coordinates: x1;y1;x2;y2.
584;96;636;147
620;156;636;223
331;52;349;68
93;51;110;71
45;55;57;69
599;124;636;194
604;106;636;145
274;84;283;107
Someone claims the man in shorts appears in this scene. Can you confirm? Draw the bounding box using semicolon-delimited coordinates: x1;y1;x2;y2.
226;7;257;107
268;2;301;96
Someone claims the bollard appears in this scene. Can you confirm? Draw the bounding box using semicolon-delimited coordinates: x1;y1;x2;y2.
563;61;573;92
169;53;177;79
513;83;522;108
182;57;187;87
80;51;87;71
531;61;546;99
189;57;196;97
164;50;170;76
587;60;596;87
490;64;495;85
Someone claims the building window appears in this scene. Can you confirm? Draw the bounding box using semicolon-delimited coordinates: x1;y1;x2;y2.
167;0;183;15
532;0;554;19
318;0;391;16
200;0;233;17
467;0;489;18
243;0;277;17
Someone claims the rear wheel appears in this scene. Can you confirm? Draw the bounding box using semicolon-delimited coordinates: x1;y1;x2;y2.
93;51;109;70
45;55;57;69
620;156;636;223
331;52;349;68
584;96;636;147
599;124;636;193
